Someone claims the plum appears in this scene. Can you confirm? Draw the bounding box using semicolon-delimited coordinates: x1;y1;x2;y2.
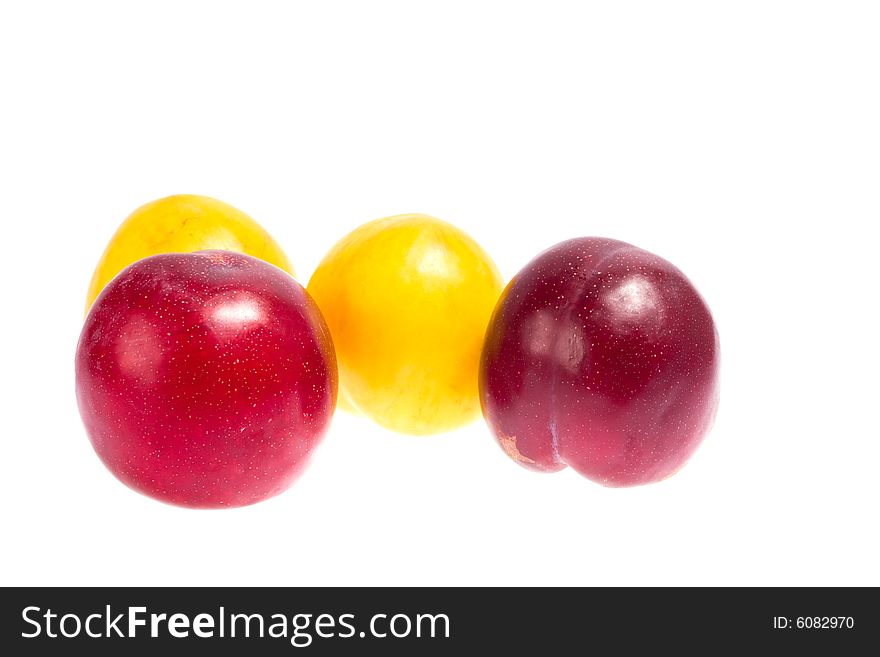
85;194;294;312
307;214;502;435
480;238;719;486
75;251;336;508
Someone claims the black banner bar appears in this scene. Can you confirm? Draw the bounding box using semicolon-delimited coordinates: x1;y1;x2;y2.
1;587;873;655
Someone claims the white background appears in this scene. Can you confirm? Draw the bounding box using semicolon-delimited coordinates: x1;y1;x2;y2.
1;1;877;587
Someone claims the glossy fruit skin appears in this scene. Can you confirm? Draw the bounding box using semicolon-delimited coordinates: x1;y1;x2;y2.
307;214;503;435
480;238;719;486
76;251;336;508
85;194;293;312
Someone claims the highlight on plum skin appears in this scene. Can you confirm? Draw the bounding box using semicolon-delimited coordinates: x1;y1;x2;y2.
479;237;720;487
75;250;338;508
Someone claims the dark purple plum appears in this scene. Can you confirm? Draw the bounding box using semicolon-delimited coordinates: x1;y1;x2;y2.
480;237;719;486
